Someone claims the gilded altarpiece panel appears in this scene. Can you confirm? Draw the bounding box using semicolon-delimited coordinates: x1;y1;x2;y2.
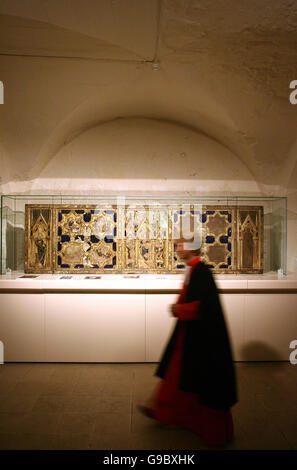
53;206;118;273
237;207;263;273
25;204;263;274
202;207;236;273
25;207;53;273
123;207;170;273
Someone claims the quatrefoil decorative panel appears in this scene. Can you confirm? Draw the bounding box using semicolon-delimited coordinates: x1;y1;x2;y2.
25;204;263;274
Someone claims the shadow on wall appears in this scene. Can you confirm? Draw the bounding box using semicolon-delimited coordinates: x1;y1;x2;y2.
240;342;289;362
5;221;24;272
264;211;281;272
263;205;286;273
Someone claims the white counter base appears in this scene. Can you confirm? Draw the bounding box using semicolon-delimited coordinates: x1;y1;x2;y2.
0;273;296;362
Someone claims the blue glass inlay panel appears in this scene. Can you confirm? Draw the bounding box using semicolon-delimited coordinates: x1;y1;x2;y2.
90;235;99;243
83;212;91;222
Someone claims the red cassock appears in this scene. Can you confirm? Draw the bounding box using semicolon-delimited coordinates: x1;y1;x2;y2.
146;257;235;447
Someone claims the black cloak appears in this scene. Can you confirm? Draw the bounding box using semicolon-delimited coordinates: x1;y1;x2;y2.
155;261;238;411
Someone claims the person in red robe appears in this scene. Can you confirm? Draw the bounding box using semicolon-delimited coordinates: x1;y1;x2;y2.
139;241;238;447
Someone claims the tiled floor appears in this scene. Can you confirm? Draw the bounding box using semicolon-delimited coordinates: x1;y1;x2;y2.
0;362;296;450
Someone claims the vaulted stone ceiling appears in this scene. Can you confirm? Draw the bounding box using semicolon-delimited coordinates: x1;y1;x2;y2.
0;0;297;194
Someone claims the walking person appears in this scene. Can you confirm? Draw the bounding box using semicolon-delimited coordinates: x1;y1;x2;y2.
139;240;237;446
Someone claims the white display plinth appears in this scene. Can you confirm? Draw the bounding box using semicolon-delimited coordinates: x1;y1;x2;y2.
0;273;296;362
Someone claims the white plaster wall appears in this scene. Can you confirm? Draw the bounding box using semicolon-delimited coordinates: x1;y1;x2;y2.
30;117;259;195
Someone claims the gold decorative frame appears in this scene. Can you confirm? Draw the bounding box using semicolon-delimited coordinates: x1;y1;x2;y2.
25;204;263;274
25;206;53;273
237;206;263;273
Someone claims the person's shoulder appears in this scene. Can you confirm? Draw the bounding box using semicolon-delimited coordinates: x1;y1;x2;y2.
194;260;211;273
193;260;215;282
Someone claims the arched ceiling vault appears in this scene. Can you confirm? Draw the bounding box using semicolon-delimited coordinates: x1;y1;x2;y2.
0;0;297;194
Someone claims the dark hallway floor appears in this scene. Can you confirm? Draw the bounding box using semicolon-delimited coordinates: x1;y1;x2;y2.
0;362;296;450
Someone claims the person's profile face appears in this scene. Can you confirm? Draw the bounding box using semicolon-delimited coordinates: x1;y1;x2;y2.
176;242;188;260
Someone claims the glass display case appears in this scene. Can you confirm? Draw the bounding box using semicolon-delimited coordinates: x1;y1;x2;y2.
0;194;287;275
